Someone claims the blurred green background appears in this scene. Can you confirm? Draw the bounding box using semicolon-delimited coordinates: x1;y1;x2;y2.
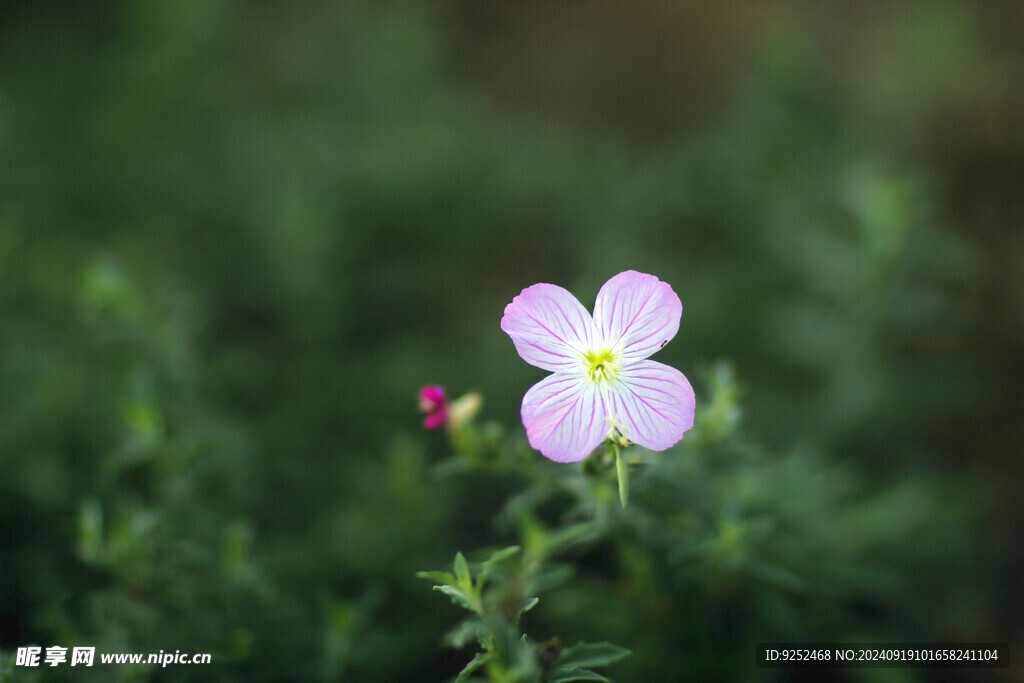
1;1;1022;680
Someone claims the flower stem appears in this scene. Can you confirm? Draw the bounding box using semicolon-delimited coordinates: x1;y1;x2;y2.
613;441;628;509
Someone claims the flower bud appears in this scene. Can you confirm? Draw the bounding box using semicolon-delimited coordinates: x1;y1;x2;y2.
447;392;482;433
418;386;448;430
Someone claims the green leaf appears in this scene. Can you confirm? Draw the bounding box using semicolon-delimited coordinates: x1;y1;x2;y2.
546;668;609;682
516;596;539;622
614;444;629;509
443;617;485;649
416;570;456;585
555;642;631;670
454;551;472;586
484;545;521;566
478;545;521;585
432;584;472;611
483;616;524;661
454;651;492;683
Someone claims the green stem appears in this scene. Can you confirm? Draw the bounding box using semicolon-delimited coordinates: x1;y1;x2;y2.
613;441;628;509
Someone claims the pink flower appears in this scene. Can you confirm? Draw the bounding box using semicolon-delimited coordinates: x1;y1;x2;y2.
501;271;695;463
418;386;448;430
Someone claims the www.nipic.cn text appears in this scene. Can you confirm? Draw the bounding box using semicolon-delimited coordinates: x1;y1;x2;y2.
15;646;212;668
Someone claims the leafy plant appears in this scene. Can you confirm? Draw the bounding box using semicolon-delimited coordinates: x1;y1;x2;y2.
418;550;629;682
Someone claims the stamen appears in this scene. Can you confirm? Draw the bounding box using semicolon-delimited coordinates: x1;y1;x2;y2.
583;348;620;385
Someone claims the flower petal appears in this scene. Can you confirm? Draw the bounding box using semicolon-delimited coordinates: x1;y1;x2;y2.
593;271;681;362
521;372;608;463
501;283;594;372
608;360;695;451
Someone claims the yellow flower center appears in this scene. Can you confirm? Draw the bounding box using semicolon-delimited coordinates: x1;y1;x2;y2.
582;348;620;385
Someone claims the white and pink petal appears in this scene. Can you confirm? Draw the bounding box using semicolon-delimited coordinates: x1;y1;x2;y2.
592;270;681;362
608;360;695;452
501;283;595;372
521;372;609;463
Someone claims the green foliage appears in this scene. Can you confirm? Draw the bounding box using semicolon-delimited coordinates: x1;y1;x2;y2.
418;550;629;682
0;1;1018;681
418;365;988;680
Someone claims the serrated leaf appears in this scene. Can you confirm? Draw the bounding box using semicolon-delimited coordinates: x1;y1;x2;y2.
433;584;472;610
416;570;456;585
454;651;492;683
555;642;631;670
546;667;609;682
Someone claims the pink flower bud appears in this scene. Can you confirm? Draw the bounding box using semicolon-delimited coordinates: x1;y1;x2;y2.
418;386;448;430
